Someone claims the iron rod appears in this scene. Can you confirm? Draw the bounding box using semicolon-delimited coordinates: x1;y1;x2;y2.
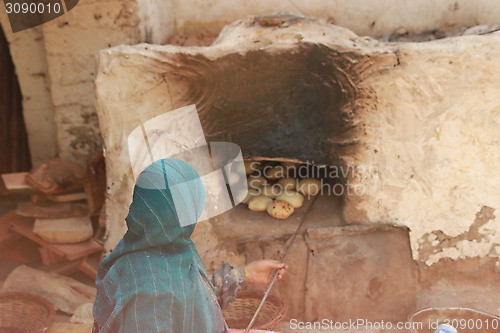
244;194;319;333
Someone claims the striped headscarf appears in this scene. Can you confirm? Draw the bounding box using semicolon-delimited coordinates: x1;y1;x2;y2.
93;158;227;332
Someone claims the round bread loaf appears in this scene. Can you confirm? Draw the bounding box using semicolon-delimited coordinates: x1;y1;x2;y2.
278;177;297;191
297;178;322;196
276;190;304;208
261;184;282;198
248;195;273;211
264;166;285;180
266;200;295;219
247;175;267;189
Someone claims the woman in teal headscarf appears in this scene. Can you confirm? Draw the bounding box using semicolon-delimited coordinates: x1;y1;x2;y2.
93;158;287;332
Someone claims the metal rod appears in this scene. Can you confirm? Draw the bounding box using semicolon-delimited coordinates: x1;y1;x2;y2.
244;194;319;333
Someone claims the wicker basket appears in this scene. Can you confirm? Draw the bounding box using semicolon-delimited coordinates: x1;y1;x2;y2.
222;291;287;330
0;292;56;333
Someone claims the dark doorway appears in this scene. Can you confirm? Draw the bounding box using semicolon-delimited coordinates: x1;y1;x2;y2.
0;26;31;173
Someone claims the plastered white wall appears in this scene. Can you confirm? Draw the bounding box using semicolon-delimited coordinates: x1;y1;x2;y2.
41;0;146;161
172;0;500;36
344;35;500;265
40;0;177;161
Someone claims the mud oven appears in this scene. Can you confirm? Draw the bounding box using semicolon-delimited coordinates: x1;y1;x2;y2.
95;15;500;322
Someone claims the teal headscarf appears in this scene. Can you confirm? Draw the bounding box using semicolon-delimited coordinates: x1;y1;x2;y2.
93;158;227;333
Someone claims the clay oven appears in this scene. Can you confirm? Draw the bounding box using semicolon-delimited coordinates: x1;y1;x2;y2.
95;15;500;321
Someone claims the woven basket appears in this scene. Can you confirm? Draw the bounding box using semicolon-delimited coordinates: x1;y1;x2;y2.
0;292;56;333
222;291;287;330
